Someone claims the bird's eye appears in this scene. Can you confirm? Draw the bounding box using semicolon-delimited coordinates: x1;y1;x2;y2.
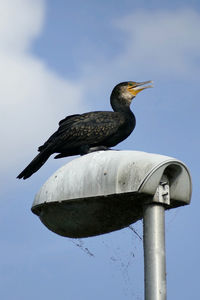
129;83;134;87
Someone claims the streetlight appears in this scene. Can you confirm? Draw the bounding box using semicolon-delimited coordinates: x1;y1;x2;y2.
32;150;192;300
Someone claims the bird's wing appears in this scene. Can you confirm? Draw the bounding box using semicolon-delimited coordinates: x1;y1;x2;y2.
56;111;126;145
39;111;125;151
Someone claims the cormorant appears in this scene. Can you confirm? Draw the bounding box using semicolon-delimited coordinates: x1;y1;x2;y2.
17;81;153;179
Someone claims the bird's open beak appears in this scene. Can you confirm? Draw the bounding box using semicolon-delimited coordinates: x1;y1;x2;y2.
129;80;154;96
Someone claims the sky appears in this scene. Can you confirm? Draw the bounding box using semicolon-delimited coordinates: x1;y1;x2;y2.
0;0;200;299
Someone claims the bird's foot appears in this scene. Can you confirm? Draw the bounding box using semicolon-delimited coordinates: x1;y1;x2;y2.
80;145;110;155
87;146;110;153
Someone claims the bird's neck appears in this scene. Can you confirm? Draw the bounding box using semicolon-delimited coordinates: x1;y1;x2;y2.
110;95;133;113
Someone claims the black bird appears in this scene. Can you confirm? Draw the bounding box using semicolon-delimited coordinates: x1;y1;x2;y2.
17;81;153;179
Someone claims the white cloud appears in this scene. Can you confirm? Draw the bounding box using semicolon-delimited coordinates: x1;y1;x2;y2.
77;8;200;94
114;9;200;78
0;0;84;171
0;0;44;53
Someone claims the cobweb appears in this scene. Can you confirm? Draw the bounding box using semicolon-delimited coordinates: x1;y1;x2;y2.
70;221;144;299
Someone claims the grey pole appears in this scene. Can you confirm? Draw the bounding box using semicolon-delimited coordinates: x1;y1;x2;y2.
143;177;169;300
143;204;166;300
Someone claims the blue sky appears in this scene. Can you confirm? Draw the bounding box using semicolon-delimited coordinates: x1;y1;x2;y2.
0;0;200;299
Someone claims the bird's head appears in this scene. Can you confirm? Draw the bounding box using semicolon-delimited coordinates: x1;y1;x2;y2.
111;80;153;111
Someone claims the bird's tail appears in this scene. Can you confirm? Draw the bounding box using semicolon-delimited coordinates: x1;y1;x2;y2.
17;150;51;179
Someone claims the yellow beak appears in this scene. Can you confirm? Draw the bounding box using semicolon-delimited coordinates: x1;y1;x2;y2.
128;80;154;96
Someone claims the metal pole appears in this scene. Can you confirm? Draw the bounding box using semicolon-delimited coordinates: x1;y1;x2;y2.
143;203;167;300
